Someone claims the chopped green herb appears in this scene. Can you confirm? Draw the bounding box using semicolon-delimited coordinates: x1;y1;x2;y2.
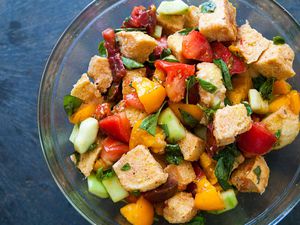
162;55;179;62
252;75;267;90
224;97;232;106
98;41;107;57
242;101;253;116
88;143;98;151
153;216;160;222
96;168;115;181
63;95;83;116
186;213;205;225
275;129;282;139
178;27;197;35
129;81;133;88
186;75;197;104
213;59;233;90
140;101;166;136
122;56;144;70
131;190;141;197
165;144;184;165
114;27;147;33
179;109;199;128
197;102;221;122
201;1;216;13
160;124;169;137
259;77;275;100
273;36;285;45
253;166;261;184
160;48;172;59
121;163;131;171
198;78;217;93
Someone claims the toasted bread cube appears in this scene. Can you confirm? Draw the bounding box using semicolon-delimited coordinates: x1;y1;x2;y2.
167;32;189;63
184;6;200;28
116;31;157;63
113;145;168;192
230;22;270;64
87;55;113;93
178;131;205;161
253;42;295;80
213;104;252;146
122;68;146;95
157;14;185;35
163;192;197;224
198;0;237;41
262;106;299;150
196;62;226;108
71;74;103;104
230;156;270;194
164;161;196;190
124;107;147;127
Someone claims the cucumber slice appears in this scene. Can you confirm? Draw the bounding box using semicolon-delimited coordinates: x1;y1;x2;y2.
158;108;186;143
157;0;189;15
69;124;79;144
248;89;269;114
153;25;163;39
87;174;109;198
102;175;129;202
208;189;238;214
74;117;99;154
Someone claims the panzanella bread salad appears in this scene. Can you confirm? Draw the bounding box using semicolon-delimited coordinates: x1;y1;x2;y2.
63;0;299;224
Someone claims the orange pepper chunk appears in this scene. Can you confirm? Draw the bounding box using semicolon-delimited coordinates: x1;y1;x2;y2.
169;103;203;124
120;196;154;225
273;80;291;95
199;152;218;185
268;95;290;113
195;177;225;211
287;90;300;114
133;77;166;114
69;104;97;124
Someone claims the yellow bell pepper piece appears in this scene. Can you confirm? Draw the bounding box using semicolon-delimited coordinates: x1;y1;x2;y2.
268;95;290;113
120;196;154;225
69;104;97;124
287;90;300;114
195;177;225;211
129;120;166;154
199;152;218;185
152;68;166;84
227;72;252;104
273;80;291;95
169;103;203;124
133;77;166;114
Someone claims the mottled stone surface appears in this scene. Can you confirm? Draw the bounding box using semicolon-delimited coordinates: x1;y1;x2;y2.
0;0;299;225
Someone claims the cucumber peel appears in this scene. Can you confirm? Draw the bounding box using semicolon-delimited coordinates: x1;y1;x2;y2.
69;124;79;144
157;0;189;15
208;189;238;214
102;175;129;203
87;174;109;198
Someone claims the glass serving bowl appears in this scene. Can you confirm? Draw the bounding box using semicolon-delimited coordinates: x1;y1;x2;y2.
38;0;300;224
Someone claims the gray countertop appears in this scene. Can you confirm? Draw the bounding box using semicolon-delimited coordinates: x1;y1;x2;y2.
0;0;299;224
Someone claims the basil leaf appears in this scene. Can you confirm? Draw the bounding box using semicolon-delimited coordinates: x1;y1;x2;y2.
131;190;141;197
213;59;233;90
165;144;184;165
186;214;205;225
253;166;261;184
186;75;197;104
178;27;197;35
121;163;131;171
242;101;252;116
273;36;285;45
96;168;115;181
160;48;172;59
198;78;217;93
252;75;267;90
63;95;83;116
114;27;147;33
122;56;144;70
197;102;221;122
201;1;216;13
140;102;166;136
259;77;275;100
162;55;179;62
160;124;169;137
224;97;232;106
275;129;281;139
179;109;198;128
98;41;107;57
88;143;97;151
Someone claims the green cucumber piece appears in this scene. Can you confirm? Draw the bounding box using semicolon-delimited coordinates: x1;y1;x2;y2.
157;0;189;15
208;189;238;214
74;117;99;154
87;174;109;198
102;175;129;202
153;25;163;38
158;108;186;143
69;124;79;144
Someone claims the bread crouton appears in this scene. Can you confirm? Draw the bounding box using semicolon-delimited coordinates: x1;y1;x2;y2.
213;104;252;146
230;22;270;64
124;107;147;127
70;74;103;104
253;42;295;80
113;145;168;192
230;156;270;194
157;14;185;35
122;68;146;95
87;55;113;93
167;32;189;63
178;131;205;161
184;6;200;28
116;31;157;63
198;0;237;41
262;106;299;149
163;192;197;224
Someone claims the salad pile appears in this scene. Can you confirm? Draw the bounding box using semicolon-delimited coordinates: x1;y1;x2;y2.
64;0;300;224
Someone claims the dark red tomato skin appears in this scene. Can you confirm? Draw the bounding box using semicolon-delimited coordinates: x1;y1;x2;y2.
237;122;277;156
182;30;213;62
100;137;129;163
192;162;205;179
124;93;145;111
153;36;168;57
99;112;131;143
230;54;247;74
